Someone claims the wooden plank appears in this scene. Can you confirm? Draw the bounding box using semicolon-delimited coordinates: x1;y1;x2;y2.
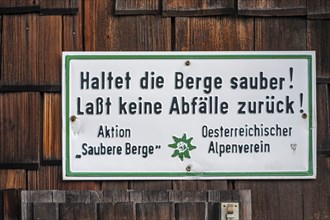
39;0;78;15
0;0;39;14
2;189;21;220
34;203;59;220
162;0;235;16
1;14;38;85
142;191;169;202
307;0;330;19
43;93;62;161
255;18;306;50
38;16;62;85
130;181;172;190
107;16;172;51
27;166;99;190
308;20;330;79
238;0;306;16
98;202;135;219
84;0;171;51
63;0;83;51
66;191;91;203
103;190;129;202
115;0;159;15
136;202;173;219
175;17;254;51
0;0;38;7
101;181;129;190
175;202;206;220
60;203;96;220
0;93;40;167
316;85;330;153
169;191;207;202
235;181;303;220
172;180;234;190
303;156;330;219
0;170;26;189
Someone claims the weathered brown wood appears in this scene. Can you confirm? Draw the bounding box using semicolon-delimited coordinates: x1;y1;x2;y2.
101;181;129;190
115;0;159;15
175;202;206;220
235;181;303;220
2;189;21;220
27;166;99;190
238;0;306;16
169;190;207;202
0;0;39;14
163;0;235;16
316;85;330;153
0;0;38;7
34;203;58;220
130;181;172;190
84;0;171;51
38;16;62;84
308;20;330;79
39;0;78;15
307;0;330;19
0;93;40;167
137;202;173;219
63;0;83;51
302;156;330;219
1;14;38;85
175;17;254;51
43;93;62;161
0;170;25;189
255;18;306;50
60;203;97;220
98;202;135;220
0;0;78;15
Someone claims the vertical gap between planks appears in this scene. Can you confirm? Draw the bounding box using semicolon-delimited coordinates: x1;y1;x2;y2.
171;17;176;51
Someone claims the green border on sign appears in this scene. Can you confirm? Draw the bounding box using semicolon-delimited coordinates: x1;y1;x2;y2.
64;54;315;178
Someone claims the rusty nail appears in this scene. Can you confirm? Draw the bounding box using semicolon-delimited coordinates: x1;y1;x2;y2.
302;113;307;119
186;165;191;172
185;60;190;66
70;115;77;122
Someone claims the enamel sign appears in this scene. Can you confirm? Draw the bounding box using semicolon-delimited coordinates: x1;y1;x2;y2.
62;52;316;180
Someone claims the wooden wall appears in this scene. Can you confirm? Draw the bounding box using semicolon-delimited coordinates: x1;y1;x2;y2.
0;0;329;219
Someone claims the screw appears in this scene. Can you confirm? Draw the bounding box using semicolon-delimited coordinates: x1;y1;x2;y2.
185;60;190;66
302;113;307;119
70;115;77;122
186;165;191;172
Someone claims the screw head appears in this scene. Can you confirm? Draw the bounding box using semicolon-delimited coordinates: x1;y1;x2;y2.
70;115;77;122
186;165;192;172
302;113;307;119
185;60;190;66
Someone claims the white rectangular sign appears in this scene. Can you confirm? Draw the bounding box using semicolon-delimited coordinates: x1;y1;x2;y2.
62;52;316;180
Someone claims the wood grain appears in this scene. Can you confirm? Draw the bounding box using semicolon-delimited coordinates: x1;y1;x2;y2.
238;0;306;16
98;202;135;220
43;93;62;162
38;16;62;84
307;0;330;19
175;17;254;51
308;20;330;79
255;17;306;50
1;14;38;85
163;0;235;16
0;93;40;167
115;0;159;15
137;202;173;219
316;85;330;153
0;170;25;189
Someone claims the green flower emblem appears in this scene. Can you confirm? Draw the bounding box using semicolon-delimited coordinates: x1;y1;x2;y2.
168;134;196;161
